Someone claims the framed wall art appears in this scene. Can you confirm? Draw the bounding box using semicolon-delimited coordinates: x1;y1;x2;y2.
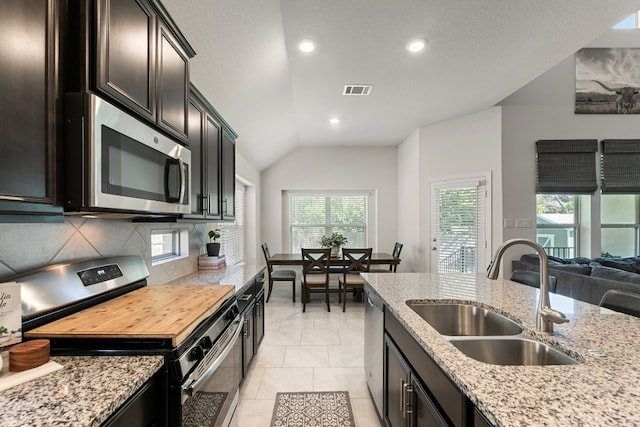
575;47;640;114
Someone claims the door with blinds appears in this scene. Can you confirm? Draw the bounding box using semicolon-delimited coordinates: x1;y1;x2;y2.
430;177;489;274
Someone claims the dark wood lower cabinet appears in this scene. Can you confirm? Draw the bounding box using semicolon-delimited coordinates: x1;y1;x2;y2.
385;335;448;427
102;368;167;427
241;279;265;379
242;302;255;378
384;311;481;427
254;287;265;350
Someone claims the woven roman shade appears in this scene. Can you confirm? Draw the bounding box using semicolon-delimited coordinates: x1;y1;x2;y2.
601;139;640;193
536;139;598;194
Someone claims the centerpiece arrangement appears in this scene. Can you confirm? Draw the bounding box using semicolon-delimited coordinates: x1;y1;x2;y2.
320;232;348;257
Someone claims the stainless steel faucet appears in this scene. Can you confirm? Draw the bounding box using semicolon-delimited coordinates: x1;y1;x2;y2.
487;238;569;334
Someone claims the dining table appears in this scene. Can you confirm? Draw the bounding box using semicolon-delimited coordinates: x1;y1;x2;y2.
267;252;400;268
266;251;400;303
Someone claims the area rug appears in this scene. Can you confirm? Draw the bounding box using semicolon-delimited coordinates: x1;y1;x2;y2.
270;391;355;427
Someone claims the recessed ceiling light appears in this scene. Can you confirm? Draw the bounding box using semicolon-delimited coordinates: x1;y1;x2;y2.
297;39;316;53
406;38;427;53
329;117;340;125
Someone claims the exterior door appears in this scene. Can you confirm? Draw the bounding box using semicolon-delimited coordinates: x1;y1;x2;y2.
429;176;490;274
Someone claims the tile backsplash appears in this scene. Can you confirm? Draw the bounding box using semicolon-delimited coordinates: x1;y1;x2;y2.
0;218;209;284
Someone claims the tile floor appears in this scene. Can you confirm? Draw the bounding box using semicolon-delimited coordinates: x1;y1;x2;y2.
235;280;383;426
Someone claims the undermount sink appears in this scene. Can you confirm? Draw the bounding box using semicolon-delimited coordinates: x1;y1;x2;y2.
407;302;523;336
449;337;580;366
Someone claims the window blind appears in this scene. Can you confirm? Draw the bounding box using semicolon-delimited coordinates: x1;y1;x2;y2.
288;193;368;253
433;180;486;275
601;139;640;193
218;181;244;265
536;139;598;194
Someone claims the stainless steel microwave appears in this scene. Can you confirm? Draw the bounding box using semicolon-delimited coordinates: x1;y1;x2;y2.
64;93;191;216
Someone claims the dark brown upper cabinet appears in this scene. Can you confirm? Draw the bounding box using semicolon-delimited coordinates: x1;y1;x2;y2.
75;0;194;142
183;85;236;221
0;0;63;221
95;0;156;119
221;128;236;221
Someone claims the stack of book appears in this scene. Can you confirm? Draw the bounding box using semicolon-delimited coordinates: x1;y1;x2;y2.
198;255;227;270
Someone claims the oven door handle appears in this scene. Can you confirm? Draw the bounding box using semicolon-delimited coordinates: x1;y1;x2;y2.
182;315;244;397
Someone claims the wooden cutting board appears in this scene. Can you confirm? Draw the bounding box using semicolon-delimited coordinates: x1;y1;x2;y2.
25;285;236;346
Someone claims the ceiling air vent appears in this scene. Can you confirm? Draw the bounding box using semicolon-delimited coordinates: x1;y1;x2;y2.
343;84;372;96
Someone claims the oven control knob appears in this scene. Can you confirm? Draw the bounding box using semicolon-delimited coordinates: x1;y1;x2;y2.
200;336;213;350
226;306;239;320
190;346;204;361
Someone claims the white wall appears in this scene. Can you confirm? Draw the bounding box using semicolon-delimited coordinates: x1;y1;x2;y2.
397;129;420;272
401;107;503;272
260;146;398;256
498;29;640;272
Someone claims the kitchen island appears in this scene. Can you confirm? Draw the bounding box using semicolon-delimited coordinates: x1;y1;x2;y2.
0;355;164;426
364;272;640;426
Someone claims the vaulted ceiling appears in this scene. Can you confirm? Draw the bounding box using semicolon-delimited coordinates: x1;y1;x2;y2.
161;0;640;171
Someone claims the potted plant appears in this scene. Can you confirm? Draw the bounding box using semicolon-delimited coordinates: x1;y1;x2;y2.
206;229;221;256
320;232;348;257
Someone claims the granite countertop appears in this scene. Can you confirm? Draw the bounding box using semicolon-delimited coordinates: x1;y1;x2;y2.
363;272;640;427
0;355;164;427
166;263;265;293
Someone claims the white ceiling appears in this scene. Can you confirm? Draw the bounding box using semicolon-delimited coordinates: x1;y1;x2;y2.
162;0;640;171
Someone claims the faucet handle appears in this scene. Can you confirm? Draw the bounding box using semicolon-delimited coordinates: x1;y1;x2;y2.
539;307;569;324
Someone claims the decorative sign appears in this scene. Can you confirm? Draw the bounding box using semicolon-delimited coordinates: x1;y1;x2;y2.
0;282;21;349
576;48;640;114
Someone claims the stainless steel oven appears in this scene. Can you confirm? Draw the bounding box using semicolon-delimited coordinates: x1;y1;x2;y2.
63;93;191;216
180;304;244;427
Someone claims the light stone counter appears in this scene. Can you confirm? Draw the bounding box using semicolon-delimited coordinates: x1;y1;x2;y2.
0;355;164;427
363;272;640;427
166;263;265;294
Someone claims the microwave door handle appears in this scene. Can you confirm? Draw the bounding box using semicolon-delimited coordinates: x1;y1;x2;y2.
164;158;185;203
177;158;186;204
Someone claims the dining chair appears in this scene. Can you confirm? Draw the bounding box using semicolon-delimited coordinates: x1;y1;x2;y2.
369;242;403;273
301;248;332;312
599;289;640;317
261;243;297;303
338;248;372;312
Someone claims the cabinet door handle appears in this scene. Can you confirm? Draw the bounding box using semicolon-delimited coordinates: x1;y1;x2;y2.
208;193;212;213
202;194;209;213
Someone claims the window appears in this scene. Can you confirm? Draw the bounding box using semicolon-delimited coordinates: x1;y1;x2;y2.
536;194;577;258
151;229;188;265
286;191;371;254
216;181;245;265
614;12;640;29
601;195;640;257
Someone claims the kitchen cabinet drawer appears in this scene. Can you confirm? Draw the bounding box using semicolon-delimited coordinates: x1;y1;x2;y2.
0;0;63;221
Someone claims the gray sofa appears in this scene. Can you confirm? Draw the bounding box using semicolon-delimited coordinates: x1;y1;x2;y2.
511;254;640;306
